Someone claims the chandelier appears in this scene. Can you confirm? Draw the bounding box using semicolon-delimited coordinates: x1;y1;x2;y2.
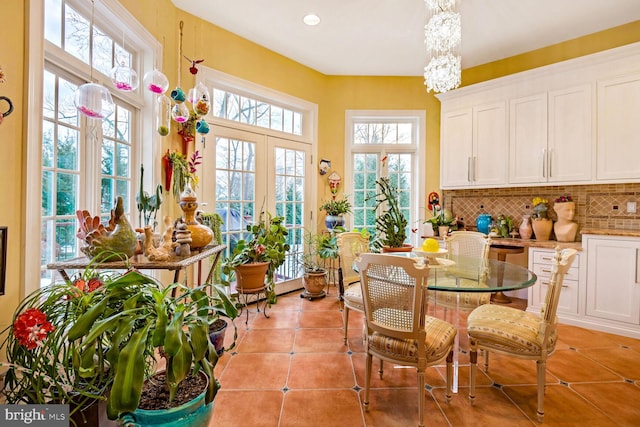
423;0;461;93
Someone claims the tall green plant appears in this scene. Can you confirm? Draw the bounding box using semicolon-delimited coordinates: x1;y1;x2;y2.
367;177;408;248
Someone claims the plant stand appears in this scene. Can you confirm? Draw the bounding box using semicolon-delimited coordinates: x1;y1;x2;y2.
235;285;270;324
300;270;328;301
300;288;326;301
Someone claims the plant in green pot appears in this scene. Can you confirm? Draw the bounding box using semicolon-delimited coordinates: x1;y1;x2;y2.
222;211;290;303
366;177;410;252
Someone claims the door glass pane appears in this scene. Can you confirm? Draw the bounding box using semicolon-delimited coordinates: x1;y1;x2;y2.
353;153;379;234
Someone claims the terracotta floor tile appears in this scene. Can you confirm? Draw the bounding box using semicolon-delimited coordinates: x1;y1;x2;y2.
252;308;300;329
235;328;295;353
281;390;364;427
503;384;616;425
435;387;536;427
571;381;640;426
360;387;449;427
546;349;622;383
220;353;290;389
475;352;559;386
298;310;343;328
351;352;446;389
209;390;283;427
294;328;348;353
579;345;640;380
287;353;355;389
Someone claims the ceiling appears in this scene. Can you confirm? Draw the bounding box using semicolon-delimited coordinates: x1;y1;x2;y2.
171;0;640;76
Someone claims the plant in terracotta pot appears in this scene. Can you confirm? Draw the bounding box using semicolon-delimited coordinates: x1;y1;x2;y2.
297;231;338;300
319;196;352;230
366;177;410;252
222;211;290;302
531;197;553;240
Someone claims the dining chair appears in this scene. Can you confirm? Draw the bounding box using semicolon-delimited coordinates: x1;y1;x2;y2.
337;231;369;345
356;253;457;427
467;247;578;422
429;231;492;315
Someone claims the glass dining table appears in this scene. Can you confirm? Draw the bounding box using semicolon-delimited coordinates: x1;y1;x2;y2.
357;251;537;392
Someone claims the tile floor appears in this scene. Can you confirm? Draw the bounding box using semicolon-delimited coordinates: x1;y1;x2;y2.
210;289;640;426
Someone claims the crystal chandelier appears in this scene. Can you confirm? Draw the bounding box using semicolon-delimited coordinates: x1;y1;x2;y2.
424;0;461;93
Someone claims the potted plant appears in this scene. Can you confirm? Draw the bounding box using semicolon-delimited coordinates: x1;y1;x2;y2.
222;211;290;302
1;265;238;426
297;231;338;300
426;208;456;237
319;196;352;230
136;164;163;231
366;177;410;252
531;196;553;240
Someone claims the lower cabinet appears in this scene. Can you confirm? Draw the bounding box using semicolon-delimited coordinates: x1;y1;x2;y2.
528;248;580;315
584;235;640;325
527;237;640;339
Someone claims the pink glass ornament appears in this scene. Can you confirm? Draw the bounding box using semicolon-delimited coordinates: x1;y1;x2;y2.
142;69;169;95
171;102;190;123
74;83;114;119
110;63;139;92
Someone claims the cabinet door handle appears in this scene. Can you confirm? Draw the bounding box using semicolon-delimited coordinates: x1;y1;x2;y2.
542;269;552;273
542;148;547;178
636;248;639;284
542;281;568;288
548;149;553;178
468;157;472;182
473;156;477;181
541;256;553;261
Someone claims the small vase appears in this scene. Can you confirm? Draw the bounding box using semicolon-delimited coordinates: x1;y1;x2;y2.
519;215;532;240
325;214;345;230
180;181;213;250
476;214;492;235
531;218;553;241
438;225;450;237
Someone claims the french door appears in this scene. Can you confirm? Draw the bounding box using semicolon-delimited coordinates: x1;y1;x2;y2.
199;125;311;294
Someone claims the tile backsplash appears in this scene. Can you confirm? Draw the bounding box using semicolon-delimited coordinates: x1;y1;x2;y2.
442;183;640;239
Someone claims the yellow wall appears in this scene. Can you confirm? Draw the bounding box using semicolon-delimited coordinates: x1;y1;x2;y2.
1;1;639;335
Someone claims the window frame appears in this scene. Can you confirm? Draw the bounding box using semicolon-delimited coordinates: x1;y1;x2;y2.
25;0;163;294
344;110;426;246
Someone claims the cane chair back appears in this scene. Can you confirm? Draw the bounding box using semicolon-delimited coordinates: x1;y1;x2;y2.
429;231;492;311
356;253;456;427
467;247;577;422
337;232;370;344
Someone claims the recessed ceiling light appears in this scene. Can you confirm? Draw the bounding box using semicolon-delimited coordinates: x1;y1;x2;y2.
303;14;321;26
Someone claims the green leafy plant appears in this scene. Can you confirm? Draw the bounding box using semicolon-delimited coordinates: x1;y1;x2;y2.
163;150;189;199
426;208;455;227
222;211;291;299
298;231;338;273
136;164;163;230
1;264;238;422
366;177;408;248
532;197;550;219
319;196;352;216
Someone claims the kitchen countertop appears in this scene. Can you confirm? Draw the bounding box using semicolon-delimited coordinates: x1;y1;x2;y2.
424;234;583;250
580;228;640;238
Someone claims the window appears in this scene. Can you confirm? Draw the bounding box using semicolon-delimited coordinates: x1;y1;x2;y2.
28;0;160;289
345;111;426;245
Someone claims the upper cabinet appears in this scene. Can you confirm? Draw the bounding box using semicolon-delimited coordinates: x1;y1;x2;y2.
596;73;640;181
441;102;507;188
509;85;593;185
437;41;640;190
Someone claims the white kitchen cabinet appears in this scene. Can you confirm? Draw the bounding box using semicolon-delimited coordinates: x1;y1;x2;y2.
596;73;640;181
527;248;580;315
509;85;593;185
585;235;640;325
440;102;507;189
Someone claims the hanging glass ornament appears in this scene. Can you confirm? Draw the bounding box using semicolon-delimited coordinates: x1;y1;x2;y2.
170;87;186;103
143;69;169;95
156;95;171;136
189;82;210;117
74;82;114;119
171;102;190;123
110;63;139;91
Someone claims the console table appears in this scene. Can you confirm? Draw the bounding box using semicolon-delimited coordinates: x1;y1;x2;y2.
47;244;226;290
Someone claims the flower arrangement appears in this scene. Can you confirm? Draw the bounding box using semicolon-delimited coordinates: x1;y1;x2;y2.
532;197;549;219
555;194;573;203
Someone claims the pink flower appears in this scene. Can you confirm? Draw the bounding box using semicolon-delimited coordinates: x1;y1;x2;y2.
13;308;55;350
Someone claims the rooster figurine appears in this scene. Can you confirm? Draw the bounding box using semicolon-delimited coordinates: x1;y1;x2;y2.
76;196;137;260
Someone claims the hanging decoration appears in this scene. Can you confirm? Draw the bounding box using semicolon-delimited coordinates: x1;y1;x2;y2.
328;172;342;199
74;0;115;120
423;0;462;93
110;32;139;92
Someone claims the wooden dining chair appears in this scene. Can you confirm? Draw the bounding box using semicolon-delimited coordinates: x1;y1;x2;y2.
356;253;457;427
428;231;492;315
467;247;578;422
337;231;369;344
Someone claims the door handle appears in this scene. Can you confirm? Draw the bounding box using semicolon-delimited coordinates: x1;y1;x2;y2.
467;157;472;182
636;248;639;284
542;148;547;178
548;148;552;178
